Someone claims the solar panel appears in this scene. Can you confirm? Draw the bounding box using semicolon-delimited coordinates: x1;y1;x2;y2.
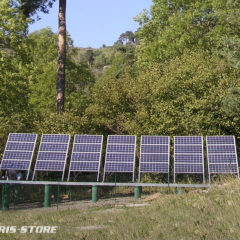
67;135;103;181
103;135;136;182
0;133;37;180
32;134;70;181
138;136;170;182
174;136;205;183
206;136;239;182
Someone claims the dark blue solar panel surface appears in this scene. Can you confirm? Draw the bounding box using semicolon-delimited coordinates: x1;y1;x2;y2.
35;161;65;171
141;136;169;145
69;135;103;172
105;153;135;162
6;142;35;151
75;135;102;144
73;144;102;153
70;162;99;171
175;154;203;163
1;133;37;171
37;152;66;161
34;134;70;172
42;134;69;143
105;162;134;172
141;145;168;154
209;164;238;173
107;144;135;153
207;136;238;174
140;163;169;173
108;135;135;144
175;145;202;154
140;136;170;173
71;153;100;162
39;143;68;152
207;136;235;145
207;145;235;154
208;154;236;163
175;164;203;173
140;154;169;163
1;160;30;170
175;136;202;145
174;136;204;174
104;135;136;173
8;133;37;142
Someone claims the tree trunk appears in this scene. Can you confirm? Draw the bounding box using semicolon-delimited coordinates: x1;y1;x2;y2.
56;0;66;113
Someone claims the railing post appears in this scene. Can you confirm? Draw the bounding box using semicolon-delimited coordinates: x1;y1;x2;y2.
2;184;10;210
44;184;51;208
69;187;72;201
92;185;98;203
134;186;141;199
14;184;19;204
177;187;183;195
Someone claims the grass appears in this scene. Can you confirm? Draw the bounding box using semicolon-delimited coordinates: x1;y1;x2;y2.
1;178;240;240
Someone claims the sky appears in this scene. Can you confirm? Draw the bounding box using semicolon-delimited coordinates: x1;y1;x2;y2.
29;0;153;48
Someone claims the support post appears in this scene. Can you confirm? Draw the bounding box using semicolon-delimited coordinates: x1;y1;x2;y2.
177;187;183;195
134;186;141;199
44;184;51;208
14;184;19;204
69;187;72;201
2;184;10;210
92;185;98;203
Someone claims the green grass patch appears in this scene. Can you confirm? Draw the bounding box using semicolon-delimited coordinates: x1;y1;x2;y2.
1;179;240;239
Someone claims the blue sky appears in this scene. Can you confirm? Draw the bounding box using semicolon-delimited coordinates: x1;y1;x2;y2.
29;0;153;48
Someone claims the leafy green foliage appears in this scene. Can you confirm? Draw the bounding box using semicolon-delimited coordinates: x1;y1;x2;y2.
85;50;239;136
135;0;240;68
26;28;94;115
18;0;56;19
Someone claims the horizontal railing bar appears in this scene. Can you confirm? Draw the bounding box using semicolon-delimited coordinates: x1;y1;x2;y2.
0;180;210;188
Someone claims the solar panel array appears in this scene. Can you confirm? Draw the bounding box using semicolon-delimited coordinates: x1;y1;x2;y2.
1;133;239;184
68;135;103;181
139;136;170;182
206;136;239;180
0;133;37;180
174;136;205;183
33;134;70;181
103;135;136;182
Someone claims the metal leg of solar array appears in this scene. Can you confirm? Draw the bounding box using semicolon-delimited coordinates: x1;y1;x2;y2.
132;171;135;183
97;172;100;182
202;172;205;184
32;170;36;181
138;172;141;183
102;171;106;182
61;172;64;182
67;171;71;182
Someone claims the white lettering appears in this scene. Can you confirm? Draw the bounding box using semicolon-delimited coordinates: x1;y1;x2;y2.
20;226;28;234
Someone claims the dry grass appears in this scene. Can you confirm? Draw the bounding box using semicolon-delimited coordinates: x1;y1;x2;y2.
1;178;240;240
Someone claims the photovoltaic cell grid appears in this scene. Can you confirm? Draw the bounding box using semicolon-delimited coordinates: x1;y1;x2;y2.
139;136;170;175
33;134;70;181
68;135;103;181
103;135;136;182
174;136;204;182
0;133;37;179
206;136;239;176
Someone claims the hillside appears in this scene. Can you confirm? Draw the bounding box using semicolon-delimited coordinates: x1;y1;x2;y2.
1;178;240;240
72;46;117;78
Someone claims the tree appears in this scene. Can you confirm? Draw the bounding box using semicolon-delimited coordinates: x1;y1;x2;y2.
18;0;56;19
0;0;31;151
135;0;240;68
56;0;66;112
27;27;94;115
